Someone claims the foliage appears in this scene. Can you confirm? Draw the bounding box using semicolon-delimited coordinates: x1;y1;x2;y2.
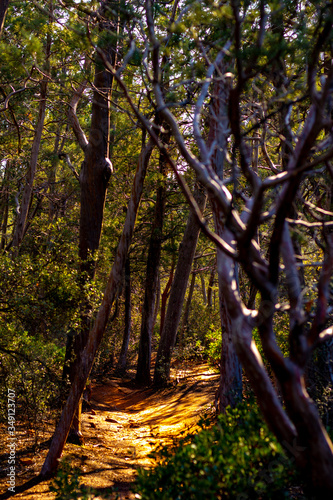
204;325;222;368
0;326;63;439
49;459;117;500
135;400;299;500
0;0;333;490
49;459;103;500
50;460;88;500
0;244;80;431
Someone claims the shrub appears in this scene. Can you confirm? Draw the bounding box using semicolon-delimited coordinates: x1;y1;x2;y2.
0;327;64;442
50;460;87;500
135;400;298;499
204;325;222;368
49;459;116;500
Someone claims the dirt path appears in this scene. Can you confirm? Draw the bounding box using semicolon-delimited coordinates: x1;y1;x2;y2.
0;364;219;499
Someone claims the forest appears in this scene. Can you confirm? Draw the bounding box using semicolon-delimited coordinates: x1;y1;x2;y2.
0;0;333;498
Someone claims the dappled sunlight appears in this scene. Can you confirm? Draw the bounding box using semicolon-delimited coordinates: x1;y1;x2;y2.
0;364;219;500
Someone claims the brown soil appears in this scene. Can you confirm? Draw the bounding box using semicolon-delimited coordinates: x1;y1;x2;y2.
0;363;219;499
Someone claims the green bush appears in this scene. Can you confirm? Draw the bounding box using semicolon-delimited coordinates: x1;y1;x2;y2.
0;327;64;436
50;460;88;500
49;459;116;500
0;248;80;433
204;325;222;368
135;400;297;499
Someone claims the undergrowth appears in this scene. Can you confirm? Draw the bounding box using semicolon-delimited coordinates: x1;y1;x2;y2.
135;399;301;499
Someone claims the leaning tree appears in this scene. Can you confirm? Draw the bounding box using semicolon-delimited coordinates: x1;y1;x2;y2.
41;1;333;496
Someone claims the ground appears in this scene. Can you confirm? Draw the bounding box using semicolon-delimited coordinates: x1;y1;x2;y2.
0;363;219;499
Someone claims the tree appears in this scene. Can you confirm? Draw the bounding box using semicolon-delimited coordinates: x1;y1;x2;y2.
0;0;9;36
98;0;333;495
116;256;132;372
208;65;242;410
136;122;170;385
41;132;156;476
63;0;117;442
11;1;53;251
154;183;207;386
2;1;332;494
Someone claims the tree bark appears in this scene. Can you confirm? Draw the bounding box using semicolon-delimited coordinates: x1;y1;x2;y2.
214;210;242;410
206;264;215;308
40;135;155;477
116;256;132;373
11;81;47;251
0;159;10;250
136;129;170;385
158;260;174;337
64;3;117;440
154;184;206;386
0;0;9;36
209;69;242;411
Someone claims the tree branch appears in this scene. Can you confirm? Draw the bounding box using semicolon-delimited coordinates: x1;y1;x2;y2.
68;81;89;151
58;153;80;181
308;233;333;348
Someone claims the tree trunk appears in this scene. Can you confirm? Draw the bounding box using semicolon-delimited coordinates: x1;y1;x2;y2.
40;136;155;478
154;184;206;386
136;130;169;385
116;257;132;373
153;270;160;330
206;264;215;308
159;261;174;337
180;265;196;343
64;5;117;441
214;211;242;410
11;81;47;251
0;0;9;36
200;272;207;304
0;159;10;250
209;69;242;411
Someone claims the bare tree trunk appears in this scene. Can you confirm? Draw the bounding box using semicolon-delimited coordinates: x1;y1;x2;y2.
214;211;242;410
136;129;170;385
200;272;207;304
0;159;10;250
153;270;160;329
154;185;207;386
0;0;9;36
11;81;47;251
206;264;215;308
64;4;118;441
159;260;174;336
40;136;155;478
209;69;242;411
116;256;132;373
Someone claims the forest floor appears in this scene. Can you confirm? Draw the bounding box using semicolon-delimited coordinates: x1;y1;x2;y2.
0;363;219;499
